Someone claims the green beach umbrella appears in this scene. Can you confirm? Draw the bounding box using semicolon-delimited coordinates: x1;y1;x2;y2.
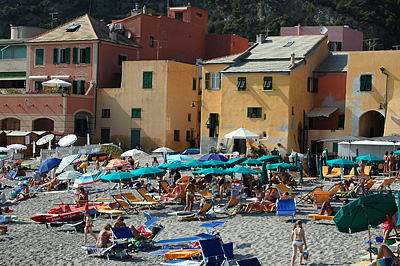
258;155;280;163
240;158;263;166
319;157;324;181
224;167;261;175
327;159;359;168
226;157;247;166
203;160;227;168
193;168;227;176
294;153;298;167
266;163;301;171
101;171;136;183
356;155;385;164
130;167;166;178
182;160;207;169
259;162;268;185
157;162;189;170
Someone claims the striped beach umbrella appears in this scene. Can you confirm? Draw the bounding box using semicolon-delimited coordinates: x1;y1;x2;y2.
56;154;81;174
57;170;83;180
105;159;130;169
75;170;106;185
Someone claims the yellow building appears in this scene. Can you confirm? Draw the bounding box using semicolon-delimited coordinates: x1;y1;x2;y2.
95;60;200;152
200;35;329;155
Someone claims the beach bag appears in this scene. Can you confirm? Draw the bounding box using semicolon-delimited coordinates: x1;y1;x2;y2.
302;251;309;260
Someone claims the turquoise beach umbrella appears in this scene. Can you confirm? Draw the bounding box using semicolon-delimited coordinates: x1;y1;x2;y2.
226;157;247;166
130;167;166;178
193;168;227;175
319;157;324;180
182;160;207;169
157;162;189;170
259;162;268;185
258;155;280;163
203;160;227;168
224;167;261;175
101;171;136;183
240;158;263;166
327;159;359;168
356;155;385;164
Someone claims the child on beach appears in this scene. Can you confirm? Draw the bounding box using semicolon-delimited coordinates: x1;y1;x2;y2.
291;220;307;266
84;211;96;244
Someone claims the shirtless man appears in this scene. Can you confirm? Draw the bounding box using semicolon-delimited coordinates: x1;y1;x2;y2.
96;223;113;248
77;187;88;206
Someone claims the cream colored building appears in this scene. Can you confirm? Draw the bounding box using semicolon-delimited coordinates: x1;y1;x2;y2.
95;60;200;152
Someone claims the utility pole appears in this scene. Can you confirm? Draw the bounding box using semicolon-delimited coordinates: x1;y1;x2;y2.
365;38;379;51
49;12;59;29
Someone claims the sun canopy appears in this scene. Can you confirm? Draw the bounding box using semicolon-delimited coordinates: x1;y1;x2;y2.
224;127;259;139
306;107;338;118
42;78;72;87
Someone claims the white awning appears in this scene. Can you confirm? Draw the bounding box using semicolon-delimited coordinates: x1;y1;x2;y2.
306;107;338;118
50;75;70;80
29;75;48;80
169;7;188;11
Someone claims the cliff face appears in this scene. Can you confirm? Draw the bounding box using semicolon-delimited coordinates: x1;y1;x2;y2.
1;0;397;49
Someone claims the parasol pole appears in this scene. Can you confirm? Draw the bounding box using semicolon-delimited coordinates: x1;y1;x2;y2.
362;204;372;262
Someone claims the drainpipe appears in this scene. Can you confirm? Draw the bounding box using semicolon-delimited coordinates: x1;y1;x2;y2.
380;67;388;128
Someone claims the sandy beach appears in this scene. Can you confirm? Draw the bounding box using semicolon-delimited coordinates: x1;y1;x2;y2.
0;156;396;266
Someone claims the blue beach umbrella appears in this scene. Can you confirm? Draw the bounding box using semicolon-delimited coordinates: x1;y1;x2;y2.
198;153;228;162
167;154;194;163
38;158;62;175
75;170;106;185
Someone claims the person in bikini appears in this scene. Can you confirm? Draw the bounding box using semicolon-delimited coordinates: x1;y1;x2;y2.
96;223;113;248
244;185;264;213
184;178;196;211
291;220;307;266
84;211;96;244
319;199;349;216
377;245;400;265
113;216;127;228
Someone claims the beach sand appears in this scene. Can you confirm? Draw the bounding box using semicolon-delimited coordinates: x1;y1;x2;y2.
0;158;395;266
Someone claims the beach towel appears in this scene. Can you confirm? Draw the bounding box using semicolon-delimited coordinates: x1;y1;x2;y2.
375;257;392;266
210;177;218;195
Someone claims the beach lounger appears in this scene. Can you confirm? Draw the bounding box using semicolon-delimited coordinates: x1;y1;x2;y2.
111;194;138;214
169;200;213;221
159;180;172;194
95;205;124;218
364;180;376;194
298;186;323;203
324;168;341;180
308;214;334;221
313;191;330;209
236;257;262;266
344;168;356;178
327;183;342;200
276;198;296;222
195;186;214;199
214;195;241;213
122;192;158;208
160;184;187;203
137;187;160;204
275;184;296;198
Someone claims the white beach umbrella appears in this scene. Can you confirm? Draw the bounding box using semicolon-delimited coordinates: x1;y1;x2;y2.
36;134;54;150
56;154;81;174
224;127;259;139
42;78;72;87
58;134;78;147
121;149;149;158
0;147;10;153
7;144;27;150
153;147;175;153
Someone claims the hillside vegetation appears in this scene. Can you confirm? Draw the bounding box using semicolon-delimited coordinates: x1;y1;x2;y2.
1;0;398;49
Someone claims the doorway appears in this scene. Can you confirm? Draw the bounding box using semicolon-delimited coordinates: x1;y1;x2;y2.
359;111;384;137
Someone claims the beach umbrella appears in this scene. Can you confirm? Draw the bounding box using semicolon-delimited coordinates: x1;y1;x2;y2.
319;157;324;181
257;155;280;163
153;147;175;153
101;171;137;183
203;160;227;168
266;163;301;171
130;167;166;178
334;193;397;262
224;127;259;139
224;167;261;175
356;155;385;164
225;157;247;166
326;159;359;168
0;154;12;161
198;153;228;162
157;162;189;170
105;159;130;169
307;149;310;167
75;170;106;185
57;170;82;181
240;158;263;166
58;134;78;147
99;144;123;156
259;162;268;185
36;134;54;150
0;147;10;153
294;153;298;167
167;154;194;162
121;149;149;158
181;160;207;169
56;154;81;174
7;144;27;151
42;78;72;87
38;158;62;175
193;168;227;176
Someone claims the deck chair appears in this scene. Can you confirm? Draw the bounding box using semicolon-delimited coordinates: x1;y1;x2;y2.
364;180;376;194
111;194;138;214
160;184;187;203
137;187;160;203
214;195;241;213
94;205;125;218
169;200;213;221
383;177;396;192
195;186;214;199
344;168;356;178
308;214;334;221
327;183;341;200
275;184;297;199
371;179;390;193
313;191;330;209
298;186;323;203
276;198;296;222
324;168;341;179
198;238;229;266
236;257;262;266
122;192;158;210
159;180;172;194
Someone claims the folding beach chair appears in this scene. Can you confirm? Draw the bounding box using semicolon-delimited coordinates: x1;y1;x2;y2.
298;186;323;203
94;205;125;219
214;195;241;214
159;180;172;194
236;257;262;266
312;191;330;209
122;192;158;209
195;186;214;199
169;200;213;221
276;198;296;222
198;238;229;266
137;187;160;204
111;194;138;214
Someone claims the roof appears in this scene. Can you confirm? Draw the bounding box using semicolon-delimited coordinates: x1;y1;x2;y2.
6;131;46;137
314;52;348;73
306;107;338;118
26;14;140;48
221;59;303;73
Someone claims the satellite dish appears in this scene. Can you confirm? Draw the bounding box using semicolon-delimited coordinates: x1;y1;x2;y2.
319;26;328;35
124;31;132;39
36;134;55;150
58;134;78;147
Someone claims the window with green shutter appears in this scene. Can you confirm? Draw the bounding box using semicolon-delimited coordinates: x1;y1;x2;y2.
332;142;338;153
237;77;246;91
72;80;86;95
53;48;58;64
35;49;44;65
73;48;78;64
85;47;90;63
175;12;183;21
247;107;262;118
188;114;192;122
338;114;345;129
131;108;141;118
205;73;210;90
34;81;43;91
192;78;196;90
143;71;153;89
263;77;272;91
360;75;372;91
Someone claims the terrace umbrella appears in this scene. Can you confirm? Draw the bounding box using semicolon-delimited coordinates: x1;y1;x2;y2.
259;162;268;185
56;154;81;174
198;153;228;162
224;127;259;139
225;157;247;167
203;160;228;168
7;144;27;151
42;78;72;87
38;158;62;175
167;154;194;163
193;168;227;176
334;193;397;262
181;160;207;169
356;155;385;164
258;155;280;163
157;162;189;170
224;167;261;175
240;158;263;167
105;159;130;169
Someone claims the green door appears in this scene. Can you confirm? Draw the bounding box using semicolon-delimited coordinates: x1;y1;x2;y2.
131;129;141;149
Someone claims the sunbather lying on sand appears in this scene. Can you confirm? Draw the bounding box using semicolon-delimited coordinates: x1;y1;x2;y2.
12;184;33;202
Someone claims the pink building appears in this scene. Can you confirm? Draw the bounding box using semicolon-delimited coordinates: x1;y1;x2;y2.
281;25;363;51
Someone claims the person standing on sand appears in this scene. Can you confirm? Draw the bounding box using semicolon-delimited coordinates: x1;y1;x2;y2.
83;211;96;244
291;220;307;266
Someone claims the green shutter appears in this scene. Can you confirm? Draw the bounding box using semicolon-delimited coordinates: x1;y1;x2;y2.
53;48;58;64
257;107;262;118
237;77;246;90
338;114;345;129
131;108;141;118
192;78;196;90
247;107;251;118
73;48;78;64
35;49;44;65
85;47;90;63
313;78;318;93
263;77;272;90
143;72;153;88
65;48;70;64
214;114;219;137
366;75;372;91
72;81;78;94
80;81;86;95
219;73;221;89
205;73;210;90
307;77;312;92
332;142;338;153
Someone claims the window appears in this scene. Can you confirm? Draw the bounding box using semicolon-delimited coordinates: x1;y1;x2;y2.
263;77;272;91
237;77;246;91
208;113;219;137
131;108;141;118
338;114;345;129
149;36;154;47
205;73;210;90
307;77;318;93
247;107;262;118
101;109;110;118
186;131;191;142
66;24;81;32
175;12;183;21
188;114;192;122
330;42;342;51
35;49;44;65
360;75;372;91
53;48;70;64
192;78;196;90
101;128;110;143
72;81;86;95
174;130;180;141
211;73;221;90
196;13;203;17
74;118;88;137
34;81;43;91
283;41;294;47
143;71;153;88
72;47;90;64
118;55;127;66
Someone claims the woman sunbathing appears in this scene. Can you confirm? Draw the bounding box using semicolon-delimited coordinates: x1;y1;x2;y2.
12;184;32;202
244;185;264;213
129;225;161;241
319;199;349;216
96;223;113;248
377;245;400;265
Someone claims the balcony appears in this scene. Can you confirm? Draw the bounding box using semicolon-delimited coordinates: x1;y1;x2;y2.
0;58;26;72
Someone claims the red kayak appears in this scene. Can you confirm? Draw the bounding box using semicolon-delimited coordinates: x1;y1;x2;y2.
30;201;117;223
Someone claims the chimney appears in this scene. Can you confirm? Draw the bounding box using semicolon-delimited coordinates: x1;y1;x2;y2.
109;31;117;42
290;53;295;65
131;3;140;16
297;23;301;36
256;34;266;44
143;5;147;14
